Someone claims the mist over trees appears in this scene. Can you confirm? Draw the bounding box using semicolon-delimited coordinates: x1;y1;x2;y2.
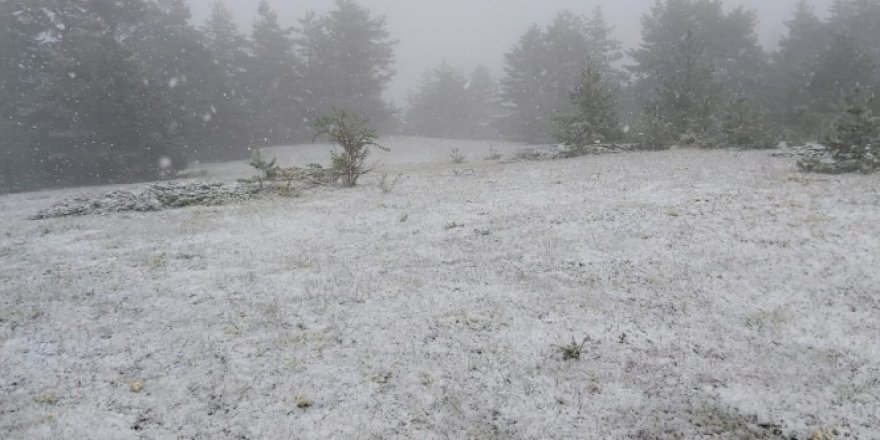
499;9;625;143
0;0;395;191
2;0;880;192
403;62;501;140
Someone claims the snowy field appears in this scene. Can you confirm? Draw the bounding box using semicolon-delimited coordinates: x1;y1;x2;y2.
1;139;879;439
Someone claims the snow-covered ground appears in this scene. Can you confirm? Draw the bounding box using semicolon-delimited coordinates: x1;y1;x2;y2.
1;139;879;439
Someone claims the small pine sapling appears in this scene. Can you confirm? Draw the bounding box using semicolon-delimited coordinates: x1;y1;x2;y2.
825;86;880;161
553;66;622;153
314;109;389;187
248;148;279;189
719;96;774;149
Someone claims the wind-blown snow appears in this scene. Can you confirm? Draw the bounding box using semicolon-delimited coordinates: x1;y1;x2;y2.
1;140;878;439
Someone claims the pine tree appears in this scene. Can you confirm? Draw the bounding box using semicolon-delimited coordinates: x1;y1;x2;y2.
500;25;553;143
553;66;621;149
825;86;880;161
719;97;773;148
629;0;765;143
248;0;306;145
202;0;253;157
827;0;880;75
0;0;55;191
500;9;624;143
809;34;876;112
404;61;471;139
129;0;229;162
302;0;396;129
584;8;625;84
771;0;829;141
35;0;183;185
466;65;502;140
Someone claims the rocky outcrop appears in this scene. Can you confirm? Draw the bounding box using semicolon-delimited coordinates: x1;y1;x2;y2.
31;181;260;219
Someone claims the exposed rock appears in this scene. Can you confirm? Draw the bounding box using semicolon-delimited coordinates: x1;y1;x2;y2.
31;181;260;220
770;144;830;160
508;143;637;162
796;158;876;175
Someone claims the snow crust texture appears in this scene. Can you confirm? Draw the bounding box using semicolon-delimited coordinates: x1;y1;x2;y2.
1;143;879;439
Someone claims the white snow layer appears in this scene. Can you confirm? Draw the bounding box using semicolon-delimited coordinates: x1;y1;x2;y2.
1;139;878;439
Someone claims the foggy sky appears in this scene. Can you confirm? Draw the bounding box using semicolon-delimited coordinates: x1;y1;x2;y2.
187;0;834;104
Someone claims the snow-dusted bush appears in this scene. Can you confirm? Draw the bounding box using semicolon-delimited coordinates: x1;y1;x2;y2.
314;109;389;187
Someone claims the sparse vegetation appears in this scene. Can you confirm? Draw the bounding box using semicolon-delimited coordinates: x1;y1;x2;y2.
484;146;503;161
248;149;279;189
450;148;467;164
295;396;313;409
557;336;590;360
34;393;59;405
377;173;402;193
314;109;389;187
444;221;465;230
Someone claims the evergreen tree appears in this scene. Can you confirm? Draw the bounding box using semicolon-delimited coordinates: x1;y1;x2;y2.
629;0;766;143
500;9;624;143
129;0;229;161
248;0;306;145
28;0;184;185
202;0;253;157
584;8;625;85
553;66;621;149
771;0;829;140
404;61;471;139
500;25;552;143
827;0;880;75
544;11;592;115
0;0;55;191
300;0;396;129
466;65;502;140
719;96;773;148
824;85;880;160
809;34;876;113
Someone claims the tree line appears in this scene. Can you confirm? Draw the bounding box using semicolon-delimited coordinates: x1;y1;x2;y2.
2;0;879;192
1;0;395;191
404;0;880;151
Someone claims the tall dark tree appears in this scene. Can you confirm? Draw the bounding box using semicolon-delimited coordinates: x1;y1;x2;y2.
202;0;253;157
129;0;234;161
500;25;552;143
404;61;471;139
46;0;185;183
500;9;623;143
466;65;502;140
248;0;306;145
299;0;396;129
0;0;55;191
809;34;876;111
771;0;828;139
629;0;765;142
553;66;621;148
584;8;625;85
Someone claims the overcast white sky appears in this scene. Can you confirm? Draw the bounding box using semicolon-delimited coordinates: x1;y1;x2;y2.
187;0;834;103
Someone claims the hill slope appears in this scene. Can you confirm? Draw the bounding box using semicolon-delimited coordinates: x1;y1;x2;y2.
1;142;878;439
